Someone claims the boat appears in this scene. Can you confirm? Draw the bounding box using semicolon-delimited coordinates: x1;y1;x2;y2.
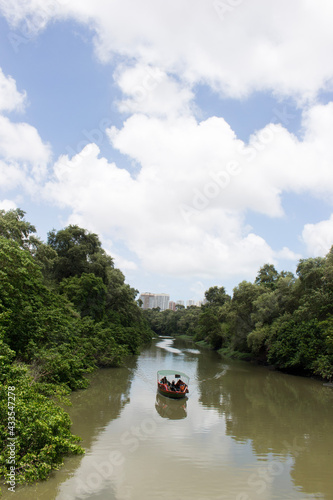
157;369;189;399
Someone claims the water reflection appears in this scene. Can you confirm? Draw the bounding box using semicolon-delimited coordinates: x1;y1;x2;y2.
195;352;333;499
68;360;136;445
155;337;184;355
155;393;188;420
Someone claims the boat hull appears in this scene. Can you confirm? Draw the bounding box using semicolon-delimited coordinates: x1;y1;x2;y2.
157;383;188;399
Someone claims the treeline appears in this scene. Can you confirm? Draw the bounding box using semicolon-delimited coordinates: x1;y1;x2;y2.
0;209;152;488
144;256;333;382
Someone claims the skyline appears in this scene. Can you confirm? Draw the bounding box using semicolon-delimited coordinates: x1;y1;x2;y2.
1;1;333;300
139;292;203;310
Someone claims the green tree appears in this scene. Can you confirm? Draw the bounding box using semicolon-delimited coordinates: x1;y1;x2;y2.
204;286;230;307
227;281;261;352
59;273;107;321
0;208;36;248
198;307;226;349
267;317;327;375
0;236;46;355
255;264;279;290
47;225;113;283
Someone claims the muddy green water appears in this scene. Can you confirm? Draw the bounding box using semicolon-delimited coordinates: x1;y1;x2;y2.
5;337;333;500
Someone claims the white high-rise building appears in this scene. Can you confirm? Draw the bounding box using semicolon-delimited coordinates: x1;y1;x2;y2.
139;293;170;311
186;300;196;307
153;293;170;311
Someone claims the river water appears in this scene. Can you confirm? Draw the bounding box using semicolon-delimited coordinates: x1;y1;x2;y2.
5;337;333;500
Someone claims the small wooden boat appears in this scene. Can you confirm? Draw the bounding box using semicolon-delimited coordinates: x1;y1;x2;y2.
157;370;189;399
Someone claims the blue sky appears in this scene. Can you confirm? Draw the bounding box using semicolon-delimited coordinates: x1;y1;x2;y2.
1;1;333;303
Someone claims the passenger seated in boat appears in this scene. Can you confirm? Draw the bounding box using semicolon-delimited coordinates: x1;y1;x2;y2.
175;379;186;391
170;380;177;391
160;376;171;387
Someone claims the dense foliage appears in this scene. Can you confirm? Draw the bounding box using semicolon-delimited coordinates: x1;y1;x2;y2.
145;261;333;381
0;209;152;490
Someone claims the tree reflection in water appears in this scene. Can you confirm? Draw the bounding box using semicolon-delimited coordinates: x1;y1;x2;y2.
195;353;333;499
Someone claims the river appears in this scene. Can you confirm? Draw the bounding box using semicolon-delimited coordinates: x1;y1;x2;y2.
5;337;333;500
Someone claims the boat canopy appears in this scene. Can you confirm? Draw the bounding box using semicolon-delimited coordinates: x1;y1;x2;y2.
157;369;189;382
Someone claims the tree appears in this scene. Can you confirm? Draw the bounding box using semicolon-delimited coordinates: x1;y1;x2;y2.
59;273;107;321
198;308;225;349
255;264;279;290
267;317;327;375
0;208;36;248
47;225;113;283
0;236;46;354
204;286;230;307
295;256;332;321
227;281;261;352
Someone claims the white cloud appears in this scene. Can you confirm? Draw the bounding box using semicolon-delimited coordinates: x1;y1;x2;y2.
40;96;333;280
0;160;25;190
302;215;333;257
276;247;302;261
114;63;195;119
0;116;51;168
0;199;17;211
2;0;333;101
0;68;26;113
0;70;52;198
0;116;52;193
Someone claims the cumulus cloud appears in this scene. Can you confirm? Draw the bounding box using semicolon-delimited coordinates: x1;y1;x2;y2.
302;215;333;257
0;116;51;168
42;99;333;280
2;0;333;101
114;64;195;119
0;68;26;113
0;69;52;198
0;199;17;211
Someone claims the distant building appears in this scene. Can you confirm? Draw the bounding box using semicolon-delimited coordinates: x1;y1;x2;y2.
139;293;155;309
139;292;170;311
176;300;184;306
186;300;196;307
168;301;176;311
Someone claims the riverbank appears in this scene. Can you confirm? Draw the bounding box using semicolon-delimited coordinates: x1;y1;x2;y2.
174;334;333;384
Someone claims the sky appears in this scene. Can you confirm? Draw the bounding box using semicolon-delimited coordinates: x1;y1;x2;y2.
1;0;333;303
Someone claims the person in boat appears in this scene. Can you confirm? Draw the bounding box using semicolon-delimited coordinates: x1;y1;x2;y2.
175;379;187;392
170;380;177;391
160;376;169;386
